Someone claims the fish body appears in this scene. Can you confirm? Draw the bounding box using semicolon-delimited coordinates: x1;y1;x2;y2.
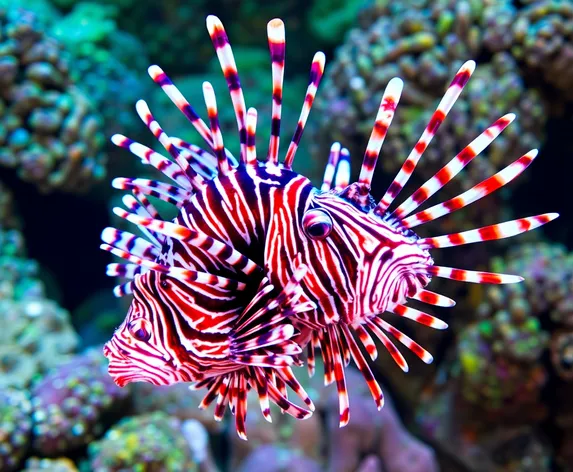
101;16;557;438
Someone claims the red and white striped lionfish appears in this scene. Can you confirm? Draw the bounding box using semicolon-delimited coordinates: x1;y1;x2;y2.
101;16;557;439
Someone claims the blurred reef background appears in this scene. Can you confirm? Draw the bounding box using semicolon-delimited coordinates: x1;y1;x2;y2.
0;0;572;470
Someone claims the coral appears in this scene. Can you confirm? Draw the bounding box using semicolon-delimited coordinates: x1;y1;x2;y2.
323;367;438;472
456;308;549;420
0;387;32;472
228;386;322;471
0;7;106;193
22;457;78;472
131;382;224;434
551;330;573;381
0;226;79;389
480;242;573;328
88;412;197;472
30;349;129;456
311;1;545;202
50;3;150;138
237;445;321;472
512;0;573;105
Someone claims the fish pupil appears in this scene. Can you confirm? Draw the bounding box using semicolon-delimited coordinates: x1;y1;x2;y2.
128;320;151;342
307;222;331;239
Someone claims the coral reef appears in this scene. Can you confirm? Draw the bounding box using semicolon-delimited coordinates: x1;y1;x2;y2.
131;382;224;435
312;1;546;198
0;227;78;389
0;387;33;472
456;308;549;421
87;411;197;472
512;0;573;105
0;6;106;193
324;367;438;472
50;3;150;138
30;349;129;456
22;456;78;472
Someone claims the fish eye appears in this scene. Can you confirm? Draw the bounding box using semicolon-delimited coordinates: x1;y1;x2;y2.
302;209;333;241
127;318;152;342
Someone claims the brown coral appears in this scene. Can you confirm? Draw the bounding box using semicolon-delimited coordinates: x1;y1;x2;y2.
0;7;106;193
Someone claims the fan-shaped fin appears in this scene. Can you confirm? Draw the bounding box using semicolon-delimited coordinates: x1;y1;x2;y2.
267;19;285;165
206;15;248;162
378;60;476;212
403;149;538;228
393;113;515;219
359;78;403;187
283;52;325;168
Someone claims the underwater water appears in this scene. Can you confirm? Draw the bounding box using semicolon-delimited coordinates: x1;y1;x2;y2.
1;0;573;471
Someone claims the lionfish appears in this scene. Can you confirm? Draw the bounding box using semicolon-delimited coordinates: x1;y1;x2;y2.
101;16;557;439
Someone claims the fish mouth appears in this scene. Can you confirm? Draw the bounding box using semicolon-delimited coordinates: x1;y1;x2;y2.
102;340;145;387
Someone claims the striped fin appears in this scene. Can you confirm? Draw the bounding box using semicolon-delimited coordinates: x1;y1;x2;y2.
197;376;224;410
321;142;341;192
341;325;384;410
206;16;248;162
378;60;476;212
203;82;230;175
101;228;158;260
113;207;261;276
334;147;351;191
358;78;403;187
274;371;288;404
112;281;134;297
112;178;191;207
389;304;448;329
148;65;214;150
364;318;409;372
248;367;272;422
111;134;197;191
100;243;245;290
246;107;257;165
420;214;558;249
275;367;315;411
325;326;350;427
213;376;231;421
122;193;164;247
171;138;219;179
427;265;523;284
352;324;377;361
410;289;456;307
372;317;434;364
392;113;515;220
403;149;538;228
266;374;313;420
232;325;296;354
235;374;248;440
106;263;142;279
267;19;285;165
283;52;326;168
307;332;319;377
135;100;203;189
